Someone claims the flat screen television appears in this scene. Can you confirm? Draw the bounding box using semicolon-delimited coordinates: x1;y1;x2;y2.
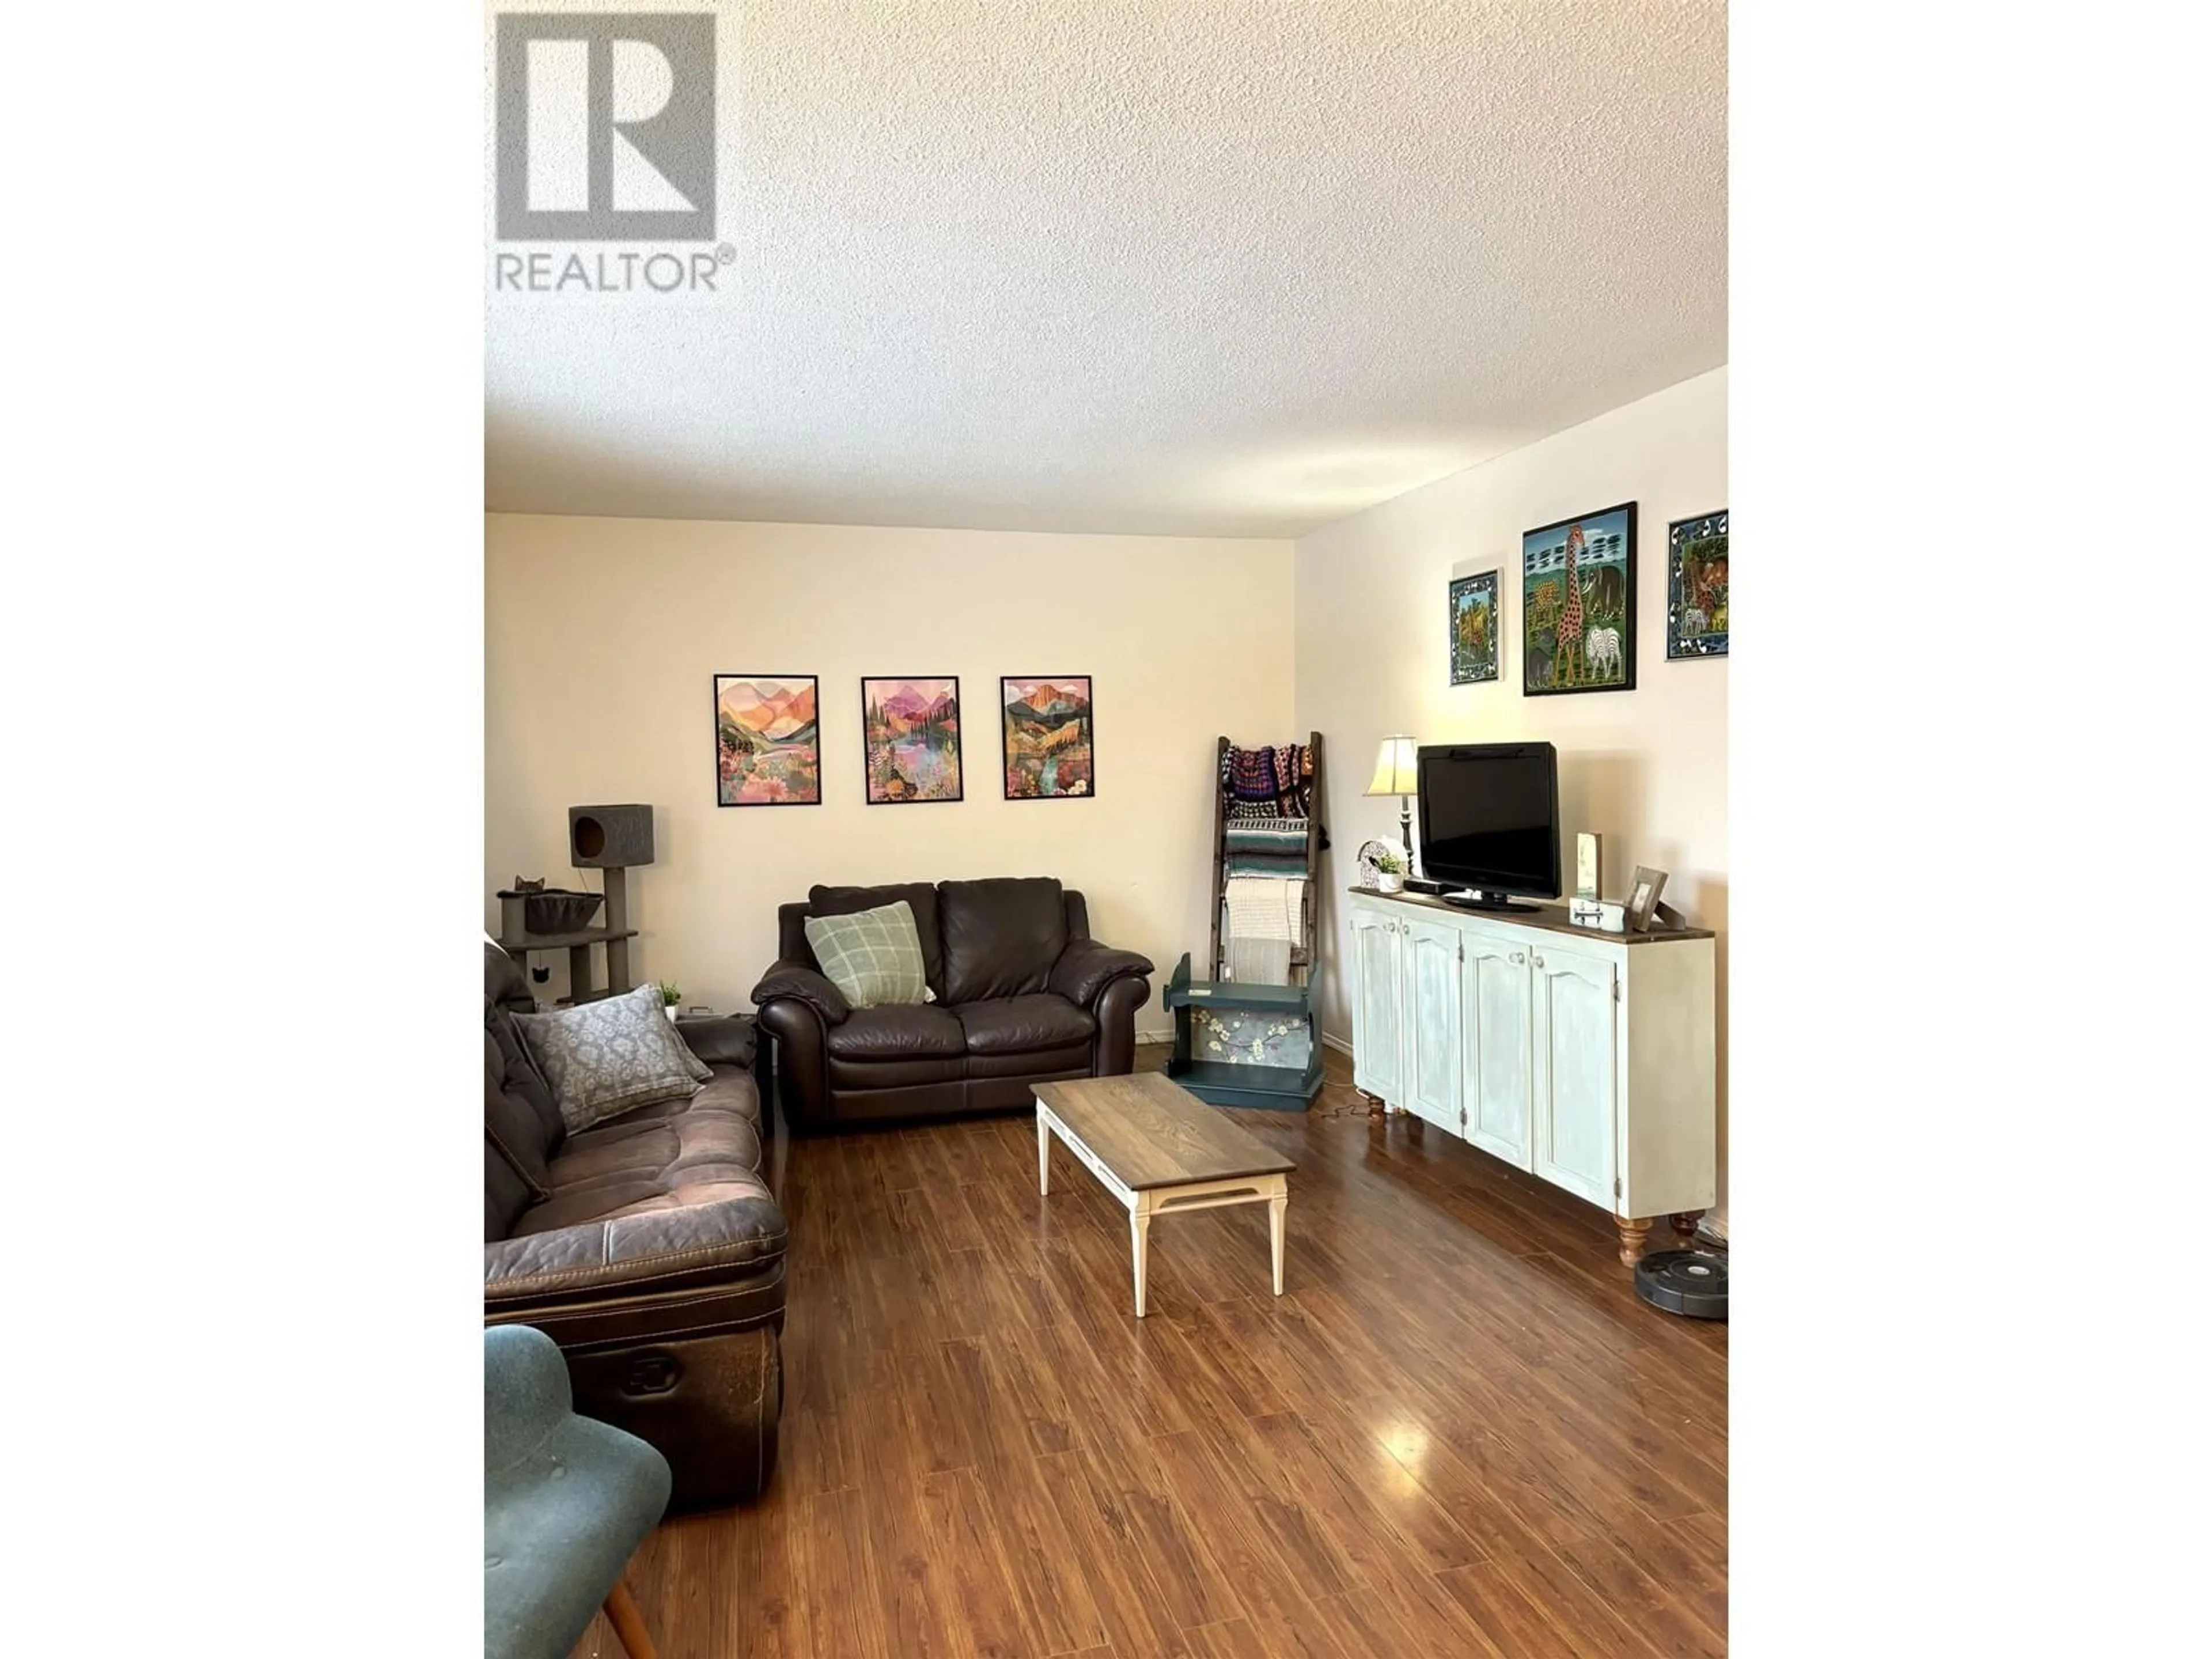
1415;742;1560;910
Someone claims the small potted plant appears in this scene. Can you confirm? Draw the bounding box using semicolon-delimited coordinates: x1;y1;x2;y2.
658;979;682;1022
1371;846;1408;894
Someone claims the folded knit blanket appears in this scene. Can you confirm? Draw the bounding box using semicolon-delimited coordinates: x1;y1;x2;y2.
1222;743;1314;818
1224;876;1305;942
1226;937;1293;986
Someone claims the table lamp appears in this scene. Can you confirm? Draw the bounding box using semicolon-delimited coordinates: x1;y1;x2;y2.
1364;734;1419;855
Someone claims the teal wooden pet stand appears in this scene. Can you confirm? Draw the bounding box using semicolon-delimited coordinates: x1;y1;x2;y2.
1165;953;1324;1109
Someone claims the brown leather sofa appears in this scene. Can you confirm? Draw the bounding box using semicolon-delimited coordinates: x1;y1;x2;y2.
483;945;785;1510
751;877;1154;1132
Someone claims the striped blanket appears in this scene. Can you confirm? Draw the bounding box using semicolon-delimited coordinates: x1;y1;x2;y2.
1226;819;1308;853
1226;853;1306;877
1224;819;1309;877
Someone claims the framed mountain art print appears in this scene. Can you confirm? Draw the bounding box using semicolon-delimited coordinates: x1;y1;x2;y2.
861;677;964;803
713;675;821;806
1001;676;1094;798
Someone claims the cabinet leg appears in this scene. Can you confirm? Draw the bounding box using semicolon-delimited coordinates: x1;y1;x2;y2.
1357;1089;1386;1122
1615;1215;1653;1267
1670;1211;1701;1239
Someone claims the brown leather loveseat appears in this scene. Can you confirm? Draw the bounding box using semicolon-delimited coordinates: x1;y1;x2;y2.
483;945;785;1510
751;877;1153;1132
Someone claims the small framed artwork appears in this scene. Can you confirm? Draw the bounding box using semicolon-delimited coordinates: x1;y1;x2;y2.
1002;676;1094;798
1668;509;1729;658
1575;832;1603;903
713;675;821;806
1625;865;1670;933
861;677;963;803
1448;570;1501;685
1523;502;1636;696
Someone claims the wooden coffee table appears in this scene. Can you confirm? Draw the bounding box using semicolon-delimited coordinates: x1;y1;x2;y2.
1033;1073;1296;1318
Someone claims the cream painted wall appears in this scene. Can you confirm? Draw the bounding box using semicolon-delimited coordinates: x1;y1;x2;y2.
486;516;1296;1031
1295;367;1729;1210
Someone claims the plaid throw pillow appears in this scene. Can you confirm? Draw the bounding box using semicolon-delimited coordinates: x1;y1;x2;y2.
804;900;932;1008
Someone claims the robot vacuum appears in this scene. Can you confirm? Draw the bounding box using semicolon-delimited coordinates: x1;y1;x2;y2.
1634;1249;1728;1320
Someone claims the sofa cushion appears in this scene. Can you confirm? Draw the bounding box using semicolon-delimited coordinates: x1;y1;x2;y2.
486;966;565;1154
509;1071;768;1236
953;994;1096;1055
938;877;1069;1004
804;900;932;1009
824;1003;967;1062
493;1020;564;1148
486;1029;556;1196
486;1134;535;1241
964;1043;1095;1081
514;984;707;1134
486;941;537;1014
485;1067;786;1305
827;1053;967;1090
806;882;944;991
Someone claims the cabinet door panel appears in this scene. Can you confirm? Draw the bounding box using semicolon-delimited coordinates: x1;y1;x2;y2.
1464;939;1532;1168
1349;910;1401;1102
1401;919;1461;1132
1531;946;1618;1207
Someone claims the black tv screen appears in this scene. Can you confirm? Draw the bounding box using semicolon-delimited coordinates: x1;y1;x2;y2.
1415;743;1560;898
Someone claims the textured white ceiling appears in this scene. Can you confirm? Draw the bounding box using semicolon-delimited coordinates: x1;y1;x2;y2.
486;0;1726;537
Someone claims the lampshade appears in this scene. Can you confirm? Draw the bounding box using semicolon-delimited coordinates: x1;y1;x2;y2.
1365;735;1419;797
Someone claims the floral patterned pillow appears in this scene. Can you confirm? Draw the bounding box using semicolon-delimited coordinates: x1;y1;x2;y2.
513;983;707;1133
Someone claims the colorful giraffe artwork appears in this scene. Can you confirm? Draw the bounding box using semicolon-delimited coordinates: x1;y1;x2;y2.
1523;502;1636;696
1555;524;1586;683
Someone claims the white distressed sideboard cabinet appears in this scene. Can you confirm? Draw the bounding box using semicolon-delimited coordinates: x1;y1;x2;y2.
1344;887;1717;1264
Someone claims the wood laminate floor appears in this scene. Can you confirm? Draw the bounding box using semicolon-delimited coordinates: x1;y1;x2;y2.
571;1046;1727;1657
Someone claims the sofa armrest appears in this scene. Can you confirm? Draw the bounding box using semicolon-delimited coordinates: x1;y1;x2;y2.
749;960;850;1025
1094;974;1152;1075
1049;938;1155;1011
676;1013;756;1070
485;1190;789;1305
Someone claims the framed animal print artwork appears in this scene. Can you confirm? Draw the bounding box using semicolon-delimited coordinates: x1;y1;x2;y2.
1001;676;1093;798
1668;509;1728;658
861;677;964;803
1522;502;1636;696
713;675;821;805
1448;570;1500;685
